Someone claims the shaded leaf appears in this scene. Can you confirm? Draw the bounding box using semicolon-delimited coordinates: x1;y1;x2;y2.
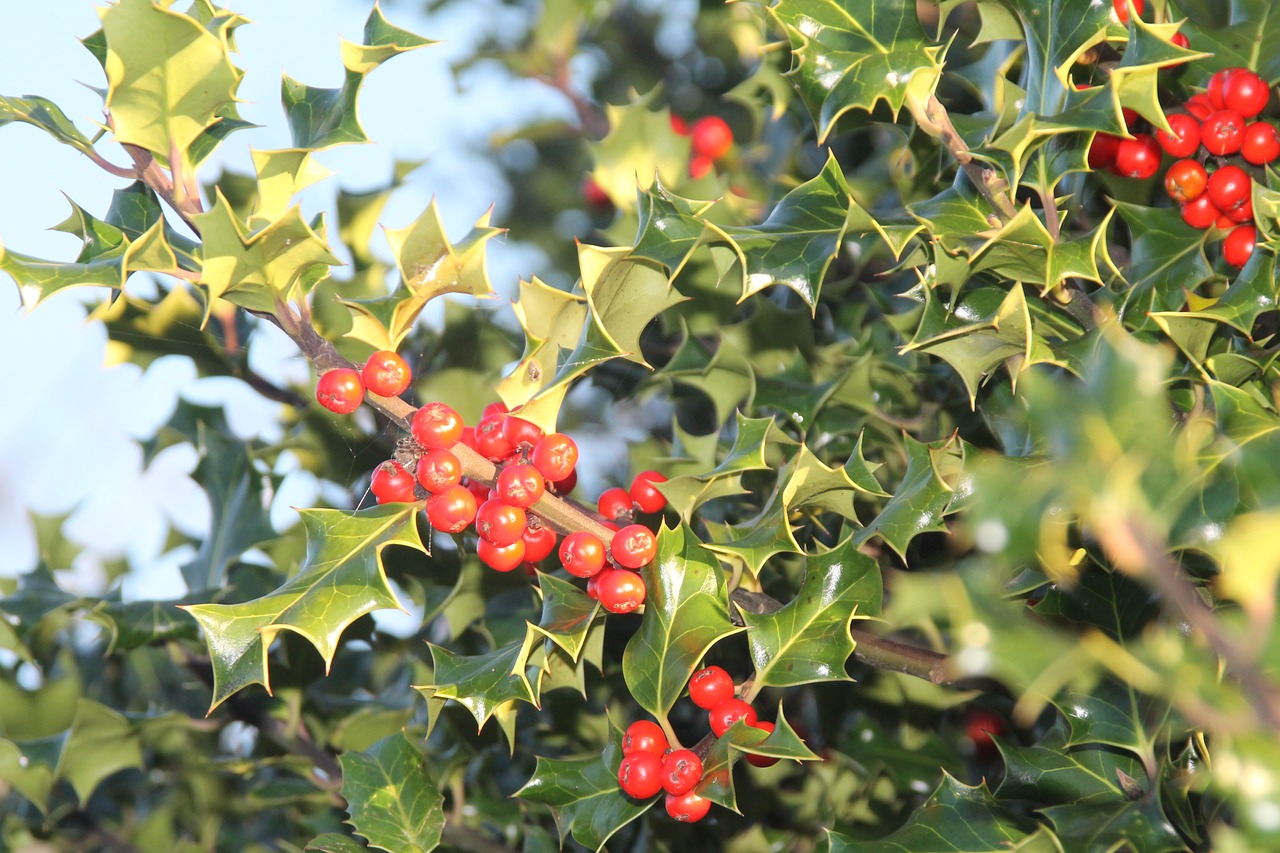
339;733;444;853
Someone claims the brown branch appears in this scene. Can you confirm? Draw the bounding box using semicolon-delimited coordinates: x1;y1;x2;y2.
909;94;1018;222
121;143;203;235
1097;517;1280;730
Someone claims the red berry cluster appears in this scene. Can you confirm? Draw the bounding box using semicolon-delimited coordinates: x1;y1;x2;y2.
1090;66;1275;269
318;360;673;612
691;666;778;767
671;114;735;179
618;720;711;822
314;350;413;414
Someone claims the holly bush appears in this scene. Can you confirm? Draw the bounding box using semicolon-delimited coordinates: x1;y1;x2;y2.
4;0;1280;850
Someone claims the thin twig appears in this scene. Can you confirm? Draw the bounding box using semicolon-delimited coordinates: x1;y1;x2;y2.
910;94;1018;222
121;143;203;235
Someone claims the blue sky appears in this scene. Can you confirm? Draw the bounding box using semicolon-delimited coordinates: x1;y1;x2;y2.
0;0;578;596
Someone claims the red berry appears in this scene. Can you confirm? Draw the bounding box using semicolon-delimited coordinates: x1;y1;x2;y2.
688;154;714;179
474;415;514;461
586;572;602;600
416;449;462;493
1216;213;1237;230
1208;68;1233;110
1207;165;1251;212
475;498;527;546
1113;133;1162;179
597;487;634;521
582;176;611;210
690;116;733;160
1087;132;1121;169
665;790;712;822
670;114;689;136
1201;110;1245;156
1164;159;1208;203
618;752;664;799
521;522;558;563
596;569;646;614
560;531;607;578
1171;32;1189;49
1226;194;1255;223
1224;224;1257;268
1242;121;1280;165
501;415;544;451
426;484;478;534
495;463;546;508
481;401;509;420
708;698;758;737
1112;0;1142;25
1155;113;1200;158
478;537;526;572
688;666;735;710
315;368;364;414
1121;107;1139;130
965;708;1007;749
361;350;412;397
746;720;780;767
1181;194;1221;230
661;750;703;796
611;524;658;569
622;720;669;757
629;471;668;514
551;469;577;495
1184;94;1215;120
411;403;464;449
1223;68;1270;119
370;461;417;504
531;433;578;482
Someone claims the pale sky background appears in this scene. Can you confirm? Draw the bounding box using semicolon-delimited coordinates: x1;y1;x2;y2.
0;0;588;601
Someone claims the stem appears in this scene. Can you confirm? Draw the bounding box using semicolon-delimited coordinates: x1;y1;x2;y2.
1097;517;1280;730
910;94;1018;222
121;143;203;235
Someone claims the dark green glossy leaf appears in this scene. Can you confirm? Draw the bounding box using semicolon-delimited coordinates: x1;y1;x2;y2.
531;572;599;660
854;435;963;558
424;638;537;729
623;524;739;720
339;733;444;853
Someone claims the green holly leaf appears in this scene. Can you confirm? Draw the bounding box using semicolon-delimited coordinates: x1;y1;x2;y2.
283;6;432;149
1051;677;1162;762
181;425;276;592
989;0;1115;119
1113;203;1214;327
423;637;538;730
1181;0;1280;81
496;276;587;411
1154;244;1278;337
100;0;242;171
0;738;54;814
717;153;881;311
305;834;367;853
180;504;423;711
1040;797;1185;853
88;599;200;653
854;435;964;558
770;0;945;141
530;572;600;660
631;180;719;275
997;717;1150;807
660;332;756;428
0;94;98;157
339;733;444;853
194;190;342;316
623;524;739;721
339;5;437;75
517;739;654;851
743;537;880;688
589;91;691;212
970;205;1107;289
830;775;1045;852
251;148;334;223
344;202;502;351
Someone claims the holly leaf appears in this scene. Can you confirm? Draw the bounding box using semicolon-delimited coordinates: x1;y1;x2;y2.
631;180;720;275
100;0;242;171
1051;677;1161;762
530;572;600;660
194;190;342;316
1181;0;1280;82
305;835;367;853
283;6;432;149
517;739;654;851
180;504;423;711
339;733;444;853
743;537;879;688
623;524;739;720
997;718;1150;807
89;599;200;653
1040;797;1185;853
830;775;1044;852
181;425;276;593
423;637;538;730
717;153;881;311
1113;202;1214;327
770;0;945;141
589;91;692;212
854;435;964;558
0;94;98;157
496;276;587;411
344;201;502;351
251;148;334;223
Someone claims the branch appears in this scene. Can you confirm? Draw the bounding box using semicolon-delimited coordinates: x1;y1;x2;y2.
121;143;204;235
909;93;1018;222
1098;516;1280;730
